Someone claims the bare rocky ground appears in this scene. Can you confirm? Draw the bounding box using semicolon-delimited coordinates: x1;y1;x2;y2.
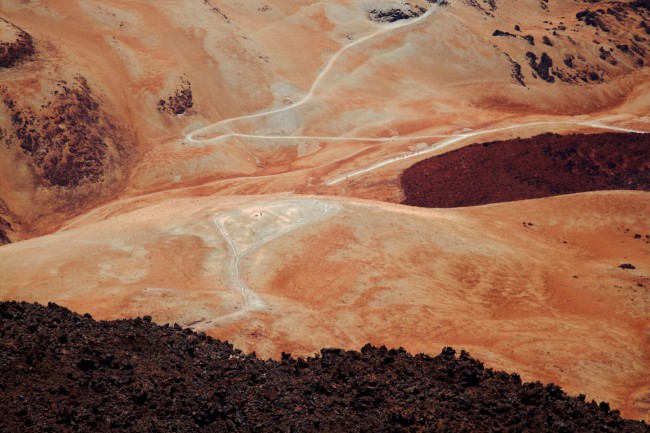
1;301;648;433
0;18;34;69
0;217;10;245
1;76;124;187
401;132;650;207
1;1;649;429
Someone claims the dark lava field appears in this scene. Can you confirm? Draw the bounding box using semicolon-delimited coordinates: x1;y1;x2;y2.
401;132;650;208
1;302;648;433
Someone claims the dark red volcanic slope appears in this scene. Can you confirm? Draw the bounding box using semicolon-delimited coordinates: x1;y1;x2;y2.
0;216;10;245
1;302;648;432
401;132;650;208
0;18;34;69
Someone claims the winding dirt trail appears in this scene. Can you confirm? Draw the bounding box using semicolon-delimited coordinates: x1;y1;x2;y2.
186;8;436;143
58;6;648;328
182;5;648;188
202;198;336;325
324;121;649;185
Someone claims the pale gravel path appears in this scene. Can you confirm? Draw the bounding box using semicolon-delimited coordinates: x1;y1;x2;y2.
184;5;647;186
59;5;648;327
204;199;335;324
185;8;436;143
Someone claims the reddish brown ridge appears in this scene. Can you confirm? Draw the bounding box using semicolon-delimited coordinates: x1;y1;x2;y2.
401;132;650;208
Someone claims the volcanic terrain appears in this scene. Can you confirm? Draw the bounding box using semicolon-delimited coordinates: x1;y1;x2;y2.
0;0;649;426
1;301;648;432
402;132;650;207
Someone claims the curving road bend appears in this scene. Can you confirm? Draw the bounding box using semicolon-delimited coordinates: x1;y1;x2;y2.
182;5;648;187
60;7;648;326
185;7;436;143
205;199;336;324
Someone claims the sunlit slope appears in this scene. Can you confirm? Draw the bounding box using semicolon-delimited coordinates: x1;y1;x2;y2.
2;0;650;239
0;191;647;419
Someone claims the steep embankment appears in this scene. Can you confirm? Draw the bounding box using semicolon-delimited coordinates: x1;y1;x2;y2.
0;12;137;240
401;132;650;207
1;301;648;433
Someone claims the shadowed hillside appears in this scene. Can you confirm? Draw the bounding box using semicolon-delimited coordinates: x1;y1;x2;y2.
1;302;648;432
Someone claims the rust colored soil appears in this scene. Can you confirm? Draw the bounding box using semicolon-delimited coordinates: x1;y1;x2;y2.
401;132;650;208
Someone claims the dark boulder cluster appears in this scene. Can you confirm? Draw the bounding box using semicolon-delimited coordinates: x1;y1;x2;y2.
402;132;650;208
157;76;194;116
465;0;497;16
526;51;555;82
576;9;610;33
0;215;11;245
1;301;648;432
0;76;126;187
0;18;35;69
367;7;424;23
490;0;650;85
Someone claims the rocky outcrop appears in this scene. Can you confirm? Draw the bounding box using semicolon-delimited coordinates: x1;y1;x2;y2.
490;1;650;85
402;132;650;208
367;4;426;23
0;18;35;69
0;76;127;187
1;301;648;432
157;76;193;116
526;51;555;82
504;53;526;86
0;216;10;245
576;9;610;33
466;0;497;16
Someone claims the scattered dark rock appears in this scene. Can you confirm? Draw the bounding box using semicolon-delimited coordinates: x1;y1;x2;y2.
577;9;610;32
589;70;602;81
493;29;516;37
158;76;193;116
367;7;422;23
0;75;132;187
0;76;127;187
526;51;555;82
1;301;648;432
465;0;496;15
564;54;575;68
504;53;526;86
204;0;229;22
599;46;618;65
522;34;535;45
619;263;637;270
491;1;650;86
402;132;650;208
0;18;35;69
